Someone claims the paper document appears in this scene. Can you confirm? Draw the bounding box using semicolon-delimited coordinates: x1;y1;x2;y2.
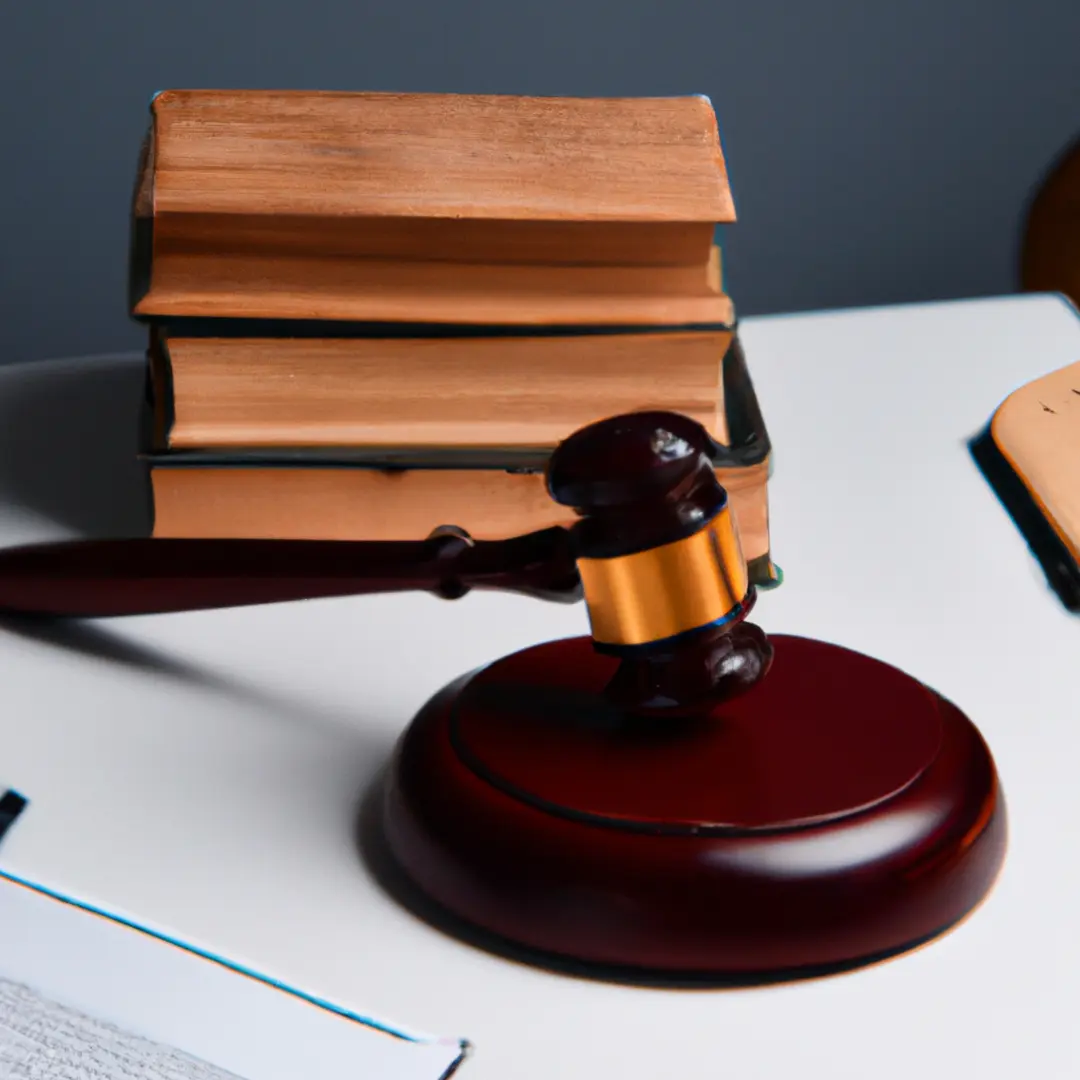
0;977;245;1079
0;868;466;1080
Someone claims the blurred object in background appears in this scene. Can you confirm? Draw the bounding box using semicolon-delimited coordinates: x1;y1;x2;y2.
1022;134;1080;307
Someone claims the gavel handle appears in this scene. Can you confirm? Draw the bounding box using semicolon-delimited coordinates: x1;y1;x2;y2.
0;529;582;618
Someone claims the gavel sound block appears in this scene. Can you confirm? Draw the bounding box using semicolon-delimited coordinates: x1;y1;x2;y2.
0;412;1005;981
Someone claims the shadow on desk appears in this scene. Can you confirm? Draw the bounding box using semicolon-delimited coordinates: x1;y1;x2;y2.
0;610;386;741
0;353;151;539
0;354;378;738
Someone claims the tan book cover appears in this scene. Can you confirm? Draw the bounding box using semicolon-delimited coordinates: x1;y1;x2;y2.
973;356;1080;610
148;459;777;587
130;90;735;326
151;329;733;450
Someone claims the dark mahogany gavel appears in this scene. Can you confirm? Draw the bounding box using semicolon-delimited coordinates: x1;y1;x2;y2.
0;407;1005;983
0;410;773;712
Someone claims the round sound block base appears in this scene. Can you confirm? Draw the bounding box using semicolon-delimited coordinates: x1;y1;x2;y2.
382;634;1006;980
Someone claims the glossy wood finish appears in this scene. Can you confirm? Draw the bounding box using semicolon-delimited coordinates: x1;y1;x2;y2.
548;408;730;560
0;529;581;618
601;619;772;713
384;634;1005;978
456;635;937;828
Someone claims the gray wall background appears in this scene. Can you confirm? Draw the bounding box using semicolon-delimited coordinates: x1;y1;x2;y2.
1;0;1078;366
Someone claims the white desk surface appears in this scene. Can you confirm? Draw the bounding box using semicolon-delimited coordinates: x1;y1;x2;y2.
1;294;1079;1078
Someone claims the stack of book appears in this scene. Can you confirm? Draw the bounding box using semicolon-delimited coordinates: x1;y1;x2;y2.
130;89;777;585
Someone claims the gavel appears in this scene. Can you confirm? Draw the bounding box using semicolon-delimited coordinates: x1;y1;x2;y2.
0;409;1005;983
0;410;773;713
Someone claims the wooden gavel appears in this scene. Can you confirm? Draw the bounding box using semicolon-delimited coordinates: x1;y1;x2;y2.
0;410;773;713
0;407;1005;982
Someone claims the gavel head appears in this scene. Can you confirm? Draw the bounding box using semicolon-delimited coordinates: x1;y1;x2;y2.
546;410;754;657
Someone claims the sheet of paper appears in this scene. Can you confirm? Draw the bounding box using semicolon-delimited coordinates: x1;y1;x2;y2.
0;868;465;1080
0;977;246;1079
